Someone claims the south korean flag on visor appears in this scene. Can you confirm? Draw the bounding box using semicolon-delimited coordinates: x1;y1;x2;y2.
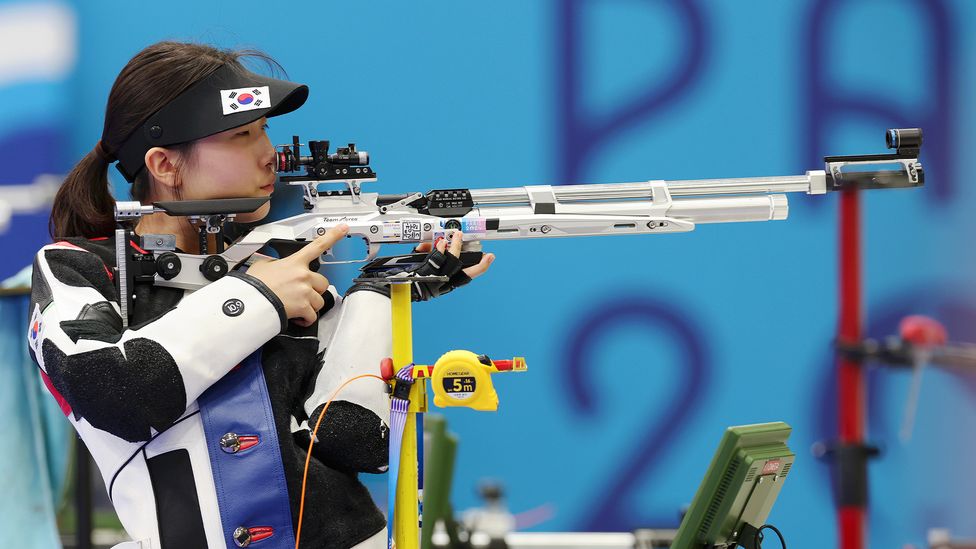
221;86;271;115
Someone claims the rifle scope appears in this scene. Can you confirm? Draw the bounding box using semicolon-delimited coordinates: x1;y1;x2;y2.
276;136;369;174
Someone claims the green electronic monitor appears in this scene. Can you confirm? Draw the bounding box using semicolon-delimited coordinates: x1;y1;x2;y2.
670;422;794;549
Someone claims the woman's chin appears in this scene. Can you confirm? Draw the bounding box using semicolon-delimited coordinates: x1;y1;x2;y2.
234;201;272;225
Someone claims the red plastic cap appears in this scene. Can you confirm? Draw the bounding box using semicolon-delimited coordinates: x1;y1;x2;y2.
380;357;394;380
899;315;948;347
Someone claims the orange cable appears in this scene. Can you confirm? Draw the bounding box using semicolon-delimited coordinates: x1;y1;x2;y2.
295;373;387;549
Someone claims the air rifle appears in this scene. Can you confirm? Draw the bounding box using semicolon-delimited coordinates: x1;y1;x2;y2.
112;128;924;325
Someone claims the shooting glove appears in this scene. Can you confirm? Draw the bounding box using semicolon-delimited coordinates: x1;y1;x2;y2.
346;248;472;301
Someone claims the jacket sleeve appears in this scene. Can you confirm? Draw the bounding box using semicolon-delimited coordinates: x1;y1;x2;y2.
298;290;392;473
27;242;286;443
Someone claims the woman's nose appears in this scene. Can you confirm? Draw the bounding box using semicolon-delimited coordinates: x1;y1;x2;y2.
262;137;277;170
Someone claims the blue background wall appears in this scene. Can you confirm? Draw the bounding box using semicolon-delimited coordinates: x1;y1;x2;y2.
2;1;974;547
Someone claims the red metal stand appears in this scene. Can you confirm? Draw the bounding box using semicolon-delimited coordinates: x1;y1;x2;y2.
837;190;866;549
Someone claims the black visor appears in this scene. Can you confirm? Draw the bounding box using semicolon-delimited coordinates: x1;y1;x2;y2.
114;63;309;182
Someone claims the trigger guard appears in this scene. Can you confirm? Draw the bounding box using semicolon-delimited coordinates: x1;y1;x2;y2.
365;241;380;262
318;233;378;265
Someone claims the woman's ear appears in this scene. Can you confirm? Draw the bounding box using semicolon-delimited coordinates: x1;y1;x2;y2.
144;147;180;190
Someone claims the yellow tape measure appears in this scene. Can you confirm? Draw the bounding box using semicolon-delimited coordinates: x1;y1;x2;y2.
430;350;525;411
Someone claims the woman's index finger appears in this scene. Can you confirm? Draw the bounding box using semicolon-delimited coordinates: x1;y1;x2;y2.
291;224;349;263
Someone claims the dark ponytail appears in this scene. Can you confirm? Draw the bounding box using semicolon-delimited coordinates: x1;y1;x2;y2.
49;146;116;238
49;41;282;239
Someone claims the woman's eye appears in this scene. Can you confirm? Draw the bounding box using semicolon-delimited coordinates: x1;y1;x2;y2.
236;124;267;137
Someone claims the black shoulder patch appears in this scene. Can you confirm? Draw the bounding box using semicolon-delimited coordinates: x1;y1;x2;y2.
59;236;118;267
79;301;123;325
61;301;122;343
41;337;186;442
44;248;116;303
65;234;115;267
30;255;53;312
60;318;121;344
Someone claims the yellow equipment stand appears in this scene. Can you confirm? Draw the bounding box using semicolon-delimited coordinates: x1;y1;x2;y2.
391;281;425;549
384;278;525;549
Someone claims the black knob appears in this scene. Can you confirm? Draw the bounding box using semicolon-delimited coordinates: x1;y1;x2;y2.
444;219;462;231
156;252;182;280
886;128;922;151
200;255;228;282
479;481;504;502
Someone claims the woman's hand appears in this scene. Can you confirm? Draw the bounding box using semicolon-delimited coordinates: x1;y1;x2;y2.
346;231;495;301
247;224;350;326
413;231;495;279
392;231;494;301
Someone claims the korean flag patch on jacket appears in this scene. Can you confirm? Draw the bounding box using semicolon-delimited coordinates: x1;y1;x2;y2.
221;86;271;115
28;302;44;355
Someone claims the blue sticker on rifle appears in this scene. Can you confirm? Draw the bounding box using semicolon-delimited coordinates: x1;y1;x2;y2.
461;218;486;233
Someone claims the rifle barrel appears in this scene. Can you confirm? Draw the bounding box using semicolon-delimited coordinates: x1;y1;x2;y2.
468;174;817;205
474;194;789;224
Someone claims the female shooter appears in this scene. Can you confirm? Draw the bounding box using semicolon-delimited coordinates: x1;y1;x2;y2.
28;41;493;549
